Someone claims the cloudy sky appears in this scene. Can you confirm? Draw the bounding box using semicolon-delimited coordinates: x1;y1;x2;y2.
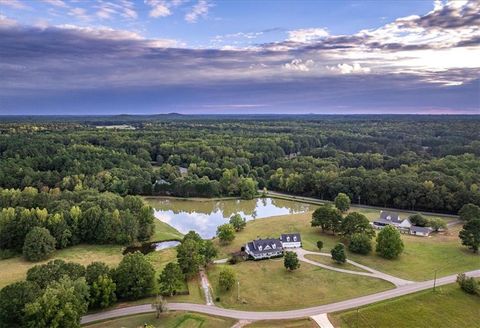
0;0;479;115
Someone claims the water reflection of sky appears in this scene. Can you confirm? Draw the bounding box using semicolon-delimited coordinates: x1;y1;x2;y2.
151;198;313;239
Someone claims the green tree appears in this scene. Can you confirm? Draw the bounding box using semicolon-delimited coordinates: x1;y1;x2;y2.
316;240;323;251
428;218;447;232
113;252;155;300
376;225;404;259
159;262;184;296
331;243;346;264
348;233;373;255
176;238;204;278
202;240;218;265
311;205;342;235
459;218;480;253
216;224;236;245
22;227;56;262
0;281;41;327
218;267;236;291
24;277;89;328
26;259;86;289
90;275;116;309
334;193;351;213
456;273;479;295
86;262;111;286
459;204;480;221
239;177;257;200
284;251;300;271
409;214;428;227
340;212;375;238
229;214;247;231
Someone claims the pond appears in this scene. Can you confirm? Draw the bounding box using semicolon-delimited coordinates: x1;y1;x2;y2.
123;240;181;255
145;197;315;239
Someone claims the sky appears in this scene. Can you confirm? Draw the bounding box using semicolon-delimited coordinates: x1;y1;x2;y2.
0;0;479;115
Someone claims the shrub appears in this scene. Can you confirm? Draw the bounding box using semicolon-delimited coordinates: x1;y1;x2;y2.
331;243;346;264
316;240;324;251
349;233;373;255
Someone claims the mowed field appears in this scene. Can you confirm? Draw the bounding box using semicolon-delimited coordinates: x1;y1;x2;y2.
84;311;236;328
207;261;393;311
330;282;480;328
214;211;479;281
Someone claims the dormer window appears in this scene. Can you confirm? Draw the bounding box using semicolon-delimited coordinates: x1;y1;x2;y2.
293;236;297;241
272;244;276;249
286;236;290;242
258;245;262;251
386;216;391;220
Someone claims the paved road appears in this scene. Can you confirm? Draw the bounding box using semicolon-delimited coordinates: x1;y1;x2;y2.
294;248;413;287
81;269;480;324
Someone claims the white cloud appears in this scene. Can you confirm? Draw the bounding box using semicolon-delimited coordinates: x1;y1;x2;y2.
145;0;171;18
287;28;329;43
0;14;17;27
0;0;29;10
42;0;67;8
185;0;210;23
327;63;371;74
283;59;314;72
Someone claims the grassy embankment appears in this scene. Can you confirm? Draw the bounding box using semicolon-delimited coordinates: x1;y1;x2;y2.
207;260;393;311
330;282;480;328
214;211;479;281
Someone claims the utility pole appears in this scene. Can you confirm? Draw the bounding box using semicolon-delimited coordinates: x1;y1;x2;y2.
433;269;437;291
237;281;240;301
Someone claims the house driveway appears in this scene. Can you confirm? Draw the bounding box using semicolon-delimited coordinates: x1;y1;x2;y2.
293;248;413;287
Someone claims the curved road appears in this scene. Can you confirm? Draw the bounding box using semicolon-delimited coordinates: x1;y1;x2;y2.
81;269;480;324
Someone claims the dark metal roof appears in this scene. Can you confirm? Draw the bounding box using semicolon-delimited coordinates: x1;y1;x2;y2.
280;233;301;243
379;211;402;223
247;238;283;254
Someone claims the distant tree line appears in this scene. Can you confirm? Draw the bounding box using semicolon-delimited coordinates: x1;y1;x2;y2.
0;117;479;211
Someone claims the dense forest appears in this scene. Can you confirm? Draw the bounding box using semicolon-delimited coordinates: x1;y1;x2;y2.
1;115;479;214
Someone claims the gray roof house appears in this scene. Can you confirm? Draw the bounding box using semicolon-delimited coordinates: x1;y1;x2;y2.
373;211;411;229
280;233;302;248
245;238;284;260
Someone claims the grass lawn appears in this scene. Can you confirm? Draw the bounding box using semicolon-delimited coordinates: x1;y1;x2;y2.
207;260;393;311
215;212;479;281
330;282;480;328
151;219;184;242
246;318;318;327
83;311;236;328
0;244;123;288
304;254;367;273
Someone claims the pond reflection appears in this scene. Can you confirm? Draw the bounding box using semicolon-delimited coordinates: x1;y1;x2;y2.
123;240;181;255
146;197;314;239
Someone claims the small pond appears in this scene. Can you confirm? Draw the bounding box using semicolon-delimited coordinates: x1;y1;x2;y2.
146;197;315;239
123;240;181;255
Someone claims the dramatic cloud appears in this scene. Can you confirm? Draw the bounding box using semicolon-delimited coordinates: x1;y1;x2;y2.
0;0;478;114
